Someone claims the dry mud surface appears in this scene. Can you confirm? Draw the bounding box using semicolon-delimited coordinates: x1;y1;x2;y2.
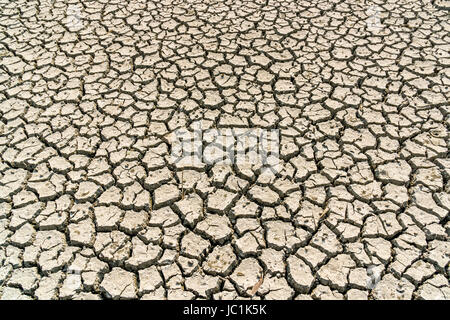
0;0;449;300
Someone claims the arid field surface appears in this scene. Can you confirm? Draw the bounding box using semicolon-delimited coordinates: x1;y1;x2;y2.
0;0;449;300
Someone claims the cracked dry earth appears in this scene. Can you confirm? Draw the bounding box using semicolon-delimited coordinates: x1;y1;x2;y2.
0;0;449;301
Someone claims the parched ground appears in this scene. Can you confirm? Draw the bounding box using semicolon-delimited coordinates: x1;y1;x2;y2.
0;0;449;300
